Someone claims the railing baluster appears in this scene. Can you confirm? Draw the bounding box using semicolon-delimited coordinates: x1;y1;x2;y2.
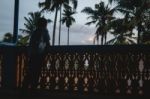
1;45;150;96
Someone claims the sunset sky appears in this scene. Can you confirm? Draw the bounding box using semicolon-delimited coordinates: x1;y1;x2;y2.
0;0;114;45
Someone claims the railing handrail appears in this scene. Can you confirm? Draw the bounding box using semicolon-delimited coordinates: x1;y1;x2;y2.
0;44;150;53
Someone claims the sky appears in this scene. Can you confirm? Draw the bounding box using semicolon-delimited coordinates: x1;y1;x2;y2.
0;0;113;45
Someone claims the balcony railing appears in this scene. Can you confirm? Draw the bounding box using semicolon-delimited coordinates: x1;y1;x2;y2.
0;45;150;95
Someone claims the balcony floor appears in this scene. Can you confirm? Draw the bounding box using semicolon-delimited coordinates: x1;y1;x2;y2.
0;89;149;99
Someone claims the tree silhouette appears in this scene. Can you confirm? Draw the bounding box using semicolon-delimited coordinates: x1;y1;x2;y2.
39;0;78;45
82;1;116;45
20;11;51;45
108;0;150;44
107;13;136;44
62;8;76;45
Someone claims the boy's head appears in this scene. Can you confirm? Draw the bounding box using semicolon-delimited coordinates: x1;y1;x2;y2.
37;17;47;28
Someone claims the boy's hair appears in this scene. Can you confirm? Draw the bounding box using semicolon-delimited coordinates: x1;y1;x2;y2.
37;17;47;28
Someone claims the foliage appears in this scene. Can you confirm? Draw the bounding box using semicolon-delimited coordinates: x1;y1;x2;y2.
20;12;51;35
82;0;150;45
18;0;150;45
82;1;116;45
62;8;76;28
116;0;150;44
19;11;51;45
39;0;78;45
1;32;27;46
2;32;13;43
62;8;76;45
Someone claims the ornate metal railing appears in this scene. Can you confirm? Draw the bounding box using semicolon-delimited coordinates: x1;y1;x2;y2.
0;45;150;95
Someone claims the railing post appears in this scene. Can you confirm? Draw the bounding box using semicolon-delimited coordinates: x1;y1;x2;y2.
1;47;17;89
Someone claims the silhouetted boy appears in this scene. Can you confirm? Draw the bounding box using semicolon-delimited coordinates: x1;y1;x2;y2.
22;17;50;90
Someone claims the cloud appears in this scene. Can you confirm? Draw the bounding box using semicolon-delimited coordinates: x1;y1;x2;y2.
54;24;95;35
80;34;95;45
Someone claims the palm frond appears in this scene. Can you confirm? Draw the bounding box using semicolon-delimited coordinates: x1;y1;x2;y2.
81;7;95;14
106;37;117;45
85;21;97;25
70;0;78;9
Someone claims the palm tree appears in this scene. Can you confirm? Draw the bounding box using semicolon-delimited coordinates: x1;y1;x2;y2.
39;0;78;46
62;8;76;45
82;1;116;45
20;12;42;35
20;11;51;45
106;33;136;45
2;32;25;45
107;14;136;45
109;0;150;44
58;0;78;45
2;32;13;43
108;0;150;45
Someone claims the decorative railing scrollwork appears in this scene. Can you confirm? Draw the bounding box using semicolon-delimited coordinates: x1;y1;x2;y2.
0;45;150;95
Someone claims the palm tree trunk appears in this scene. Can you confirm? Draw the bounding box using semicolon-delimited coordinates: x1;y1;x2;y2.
104;33;107;44
67;27;70;45
137;24;142;44
93;36;96;45
95;34;99;45
97;36;99;45
137;31;140;44
58;5;62;45
52;7;59;46
101;19;105;45
101;35;104;45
